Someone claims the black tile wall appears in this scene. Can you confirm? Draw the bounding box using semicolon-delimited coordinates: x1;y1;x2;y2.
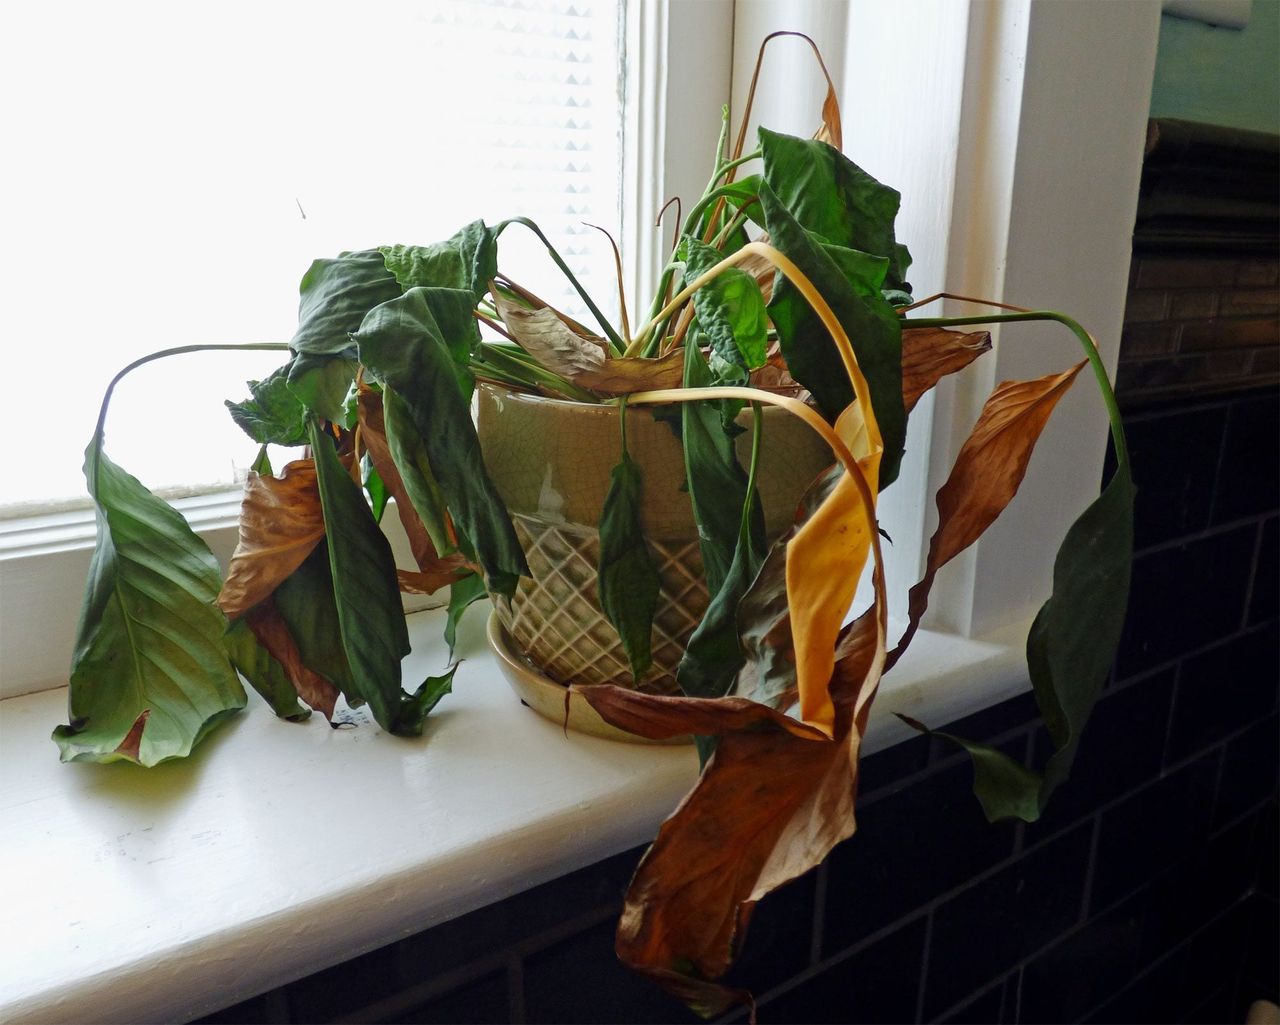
191;391;1277;1024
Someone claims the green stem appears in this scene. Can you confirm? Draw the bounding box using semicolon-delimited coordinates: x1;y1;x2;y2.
496;216;625;354
92;342;291;452
902;310;1130;469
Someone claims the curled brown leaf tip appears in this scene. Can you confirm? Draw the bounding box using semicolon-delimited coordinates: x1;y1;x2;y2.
900;326;993;413
115;709;151;761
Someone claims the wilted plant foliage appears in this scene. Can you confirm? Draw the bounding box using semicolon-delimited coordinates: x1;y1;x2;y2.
56;32;1133;1016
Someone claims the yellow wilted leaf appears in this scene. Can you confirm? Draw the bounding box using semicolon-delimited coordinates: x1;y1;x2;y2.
784;397;882;736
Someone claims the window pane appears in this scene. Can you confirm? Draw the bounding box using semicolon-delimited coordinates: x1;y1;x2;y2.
0;0;622;511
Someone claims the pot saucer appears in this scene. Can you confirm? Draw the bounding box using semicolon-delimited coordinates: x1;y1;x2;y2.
485;612;692;746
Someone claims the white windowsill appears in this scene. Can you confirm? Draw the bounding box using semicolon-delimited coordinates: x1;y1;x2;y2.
0;602;1032;1025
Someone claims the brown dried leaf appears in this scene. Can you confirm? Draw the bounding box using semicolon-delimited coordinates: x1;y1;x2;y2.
575;349;685;394
217;460;326;621
901;327;992;413
813;81;842;151
604;612;882;994
888;362;1087;667
244;598;339;720
493;291;608;380
573;687;829;742
397;567;469;595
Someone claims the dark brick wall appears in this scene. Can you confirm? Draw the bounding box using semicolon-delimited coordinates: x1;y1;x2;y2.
195;385;1279;1023
1120;253;1279;404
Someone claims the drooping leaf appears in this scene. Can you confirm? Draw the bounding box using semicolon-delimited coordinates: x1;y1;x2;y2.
309;418;411;732
735;466;842;713
223;616;310;721
241;598;339;720
888;363;1086;666
250;445;273;476
493;291;608;381
291;249;401;358
676;406;767;711
226;365;309;446
286;354;358;424
272;544;356;700
901;326;993;413
381;386;455;557
1029;465;1135;806
579;611;883;1011
363;454;389;523
55;445;246;765
785;399;881;736
574;350;687;394
355;288;529;598
380;220;497;303
679;344;762;597
758;127;911;290
597;445;662;680
217;459;327;622
683;237;769;384
759;182;906;486
445;572;488;657
391;663;459;737
398;567;471;595
896;715;1043;823
358;386;472;578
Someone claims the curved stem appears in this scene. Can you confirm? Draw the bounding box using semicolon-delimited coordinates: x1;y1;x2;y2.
903;310;1129;470
92;343;291;453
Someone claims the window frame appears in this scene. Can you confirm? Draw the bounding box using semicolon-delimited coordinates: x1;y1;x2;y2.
0;0;1163;704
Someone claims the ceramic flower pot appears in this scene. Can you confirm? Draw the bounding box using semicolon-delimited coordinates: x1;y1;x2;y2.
476;383;832;697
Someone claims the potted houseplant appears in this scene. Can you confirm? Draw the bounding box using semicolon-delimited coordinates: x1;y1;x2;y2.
55;33;1134;1016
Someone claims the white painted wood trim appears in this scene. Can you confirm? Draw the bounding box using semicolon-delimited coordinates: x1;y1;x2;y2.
925;0;1162;639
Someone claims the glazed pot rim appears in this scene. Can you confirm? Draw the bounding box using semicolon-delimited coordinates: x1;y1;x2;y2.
476;380;808;418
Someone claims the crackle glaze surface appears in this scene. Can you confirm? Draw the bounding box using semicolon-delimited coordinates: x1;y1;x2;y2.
476;384;832;692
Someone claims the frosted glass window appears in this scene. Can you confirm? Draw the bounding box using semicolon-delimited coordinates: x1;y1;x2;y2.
0;0;623;511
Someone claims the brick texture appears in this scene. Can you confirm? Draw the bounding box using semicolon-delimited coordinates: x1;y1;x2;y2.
1122;252;1280;406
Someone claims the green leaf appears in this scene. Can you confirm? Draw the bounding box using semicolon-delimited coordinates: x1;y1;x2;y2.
446;572;488;657
355;288;529;598
223;619;310;721
292;249;401;358
380;220;498;304
55;445;246;765
759;128;911;291
310;418;412;733
903;466;1136;823
287;354;358;423
677;406;767;709
250;445;273;476
598;429;662;680
226;365;309;446
896;717;1043;824
680;344;764;597
272;544;356;699
1030;466;1136;805
391;664;459;737
759;181;906;487
682;237;769;384
362;453;390;523
383;387;455;556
